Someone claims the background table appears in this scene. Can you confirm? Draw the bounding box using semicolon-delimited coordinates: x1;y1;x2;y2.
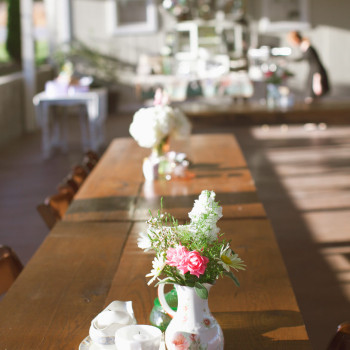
0;134;312;349
33;88;107;158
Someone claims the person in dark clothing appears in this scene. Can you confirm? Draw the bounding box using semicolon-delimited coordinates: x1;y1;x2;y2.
287;31;330;103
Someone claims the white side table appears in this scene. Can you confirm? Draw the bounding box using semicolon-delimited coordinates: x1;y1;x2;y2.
33;88;107;158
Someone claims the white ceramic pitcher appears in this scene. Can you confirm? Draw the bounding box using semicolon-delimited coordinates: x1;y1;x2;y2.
158;284;224;350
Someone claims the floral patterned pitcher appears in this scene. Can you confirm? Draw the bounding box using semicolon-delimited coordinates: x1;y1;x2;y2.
158;284;224;350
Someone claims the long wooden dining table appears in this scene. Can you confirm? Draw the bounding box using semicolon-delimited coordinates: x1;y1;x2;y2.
0;134;312;349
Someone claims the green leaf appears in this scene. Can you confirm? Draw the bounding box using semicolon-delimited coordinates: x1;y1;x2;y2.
155;277;175;287
224;271;240;287
194;282;208;299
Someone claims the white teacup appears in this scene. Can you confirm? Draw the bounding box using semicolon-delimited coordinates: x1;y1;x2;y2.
89;301;137;346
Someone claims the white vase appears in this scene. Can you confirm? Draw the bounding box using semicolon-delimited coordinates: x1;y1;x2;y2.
158;284;224;350
142;153;162;181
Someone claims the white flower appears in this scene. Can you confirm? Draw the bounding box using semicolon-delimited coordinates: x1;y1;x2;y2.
129;105;191;149
218;244;246;272
189;190;223;221
146;255;166;285
137;231;152;252
129;106;173;149
189;190;223;241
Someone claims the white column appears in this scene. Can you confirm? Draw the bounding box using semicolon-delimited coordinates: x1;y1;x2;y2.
44;0;72;56
20;0;37;131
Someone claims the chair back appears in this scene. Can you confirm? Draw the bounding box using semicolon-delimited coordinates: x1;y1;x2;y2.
71;165;88;187
328;322;350;350
37;151;99;229
37;190;73;229
47;191;73;220
0;245;23;295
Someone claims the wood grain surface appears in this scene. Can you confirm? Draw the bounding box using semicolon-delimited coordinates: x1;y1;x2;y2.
65;135;265;222
0;134;311;349
0;221;131;349
104;219;311;349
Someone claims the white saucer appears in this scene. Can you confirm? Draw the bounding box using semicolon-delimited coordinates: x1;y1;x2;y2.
79;336;116;350
79;335;166;350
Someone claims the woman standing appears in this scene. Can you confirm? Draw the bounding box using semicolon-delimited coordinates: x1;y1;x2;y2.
288;31;330;103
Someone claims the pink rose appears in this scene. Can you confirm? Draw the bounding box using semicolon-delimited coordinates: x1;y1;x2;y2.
187;251;209;278
166;245;190;274
166;246;209;278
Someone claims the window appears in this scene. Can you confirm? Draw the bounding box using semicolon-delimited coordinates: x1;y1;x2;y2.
259;0;310;33
110;0;158;35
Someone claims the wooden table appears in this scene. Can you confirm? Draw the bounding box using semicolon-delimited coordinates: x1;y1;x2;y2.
0;134;312;349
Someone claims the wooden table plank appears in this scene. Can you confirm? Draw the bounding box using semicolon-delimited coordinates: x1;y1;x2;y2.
0;133;311;349
64;138;147;222
0;221;131;350
135;134;266;220
65;134;265;222
103;219;311;349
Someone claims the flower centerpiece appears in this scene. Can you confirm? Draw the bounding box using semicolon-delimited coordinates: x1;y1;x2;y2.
129;89;191;180
264;65;294;109
138;190;245;349
264;66;294;85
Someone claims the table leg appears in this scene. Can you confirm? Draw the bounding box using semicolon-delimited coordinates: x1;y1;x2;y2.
51;106;62;150
86;99;98;151
41;102;51;159
61;107;69;153
79;105;90;151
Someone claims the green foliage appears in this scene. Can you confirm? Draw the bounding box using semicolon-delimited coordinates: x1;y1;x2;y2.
35;40;48;66
52;40;135;86
6;0;21;63
194;282;209;299
0;42;10;62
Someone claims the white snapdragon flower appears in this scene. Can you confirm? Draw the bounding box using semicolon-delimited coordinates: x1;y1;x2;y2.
146;255;166;285
189;190;222;241
189;190;223;221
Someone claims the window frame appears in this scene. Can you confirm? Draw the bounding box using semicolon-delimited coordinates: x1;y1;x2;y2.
259;0;310;33
110;0;158;35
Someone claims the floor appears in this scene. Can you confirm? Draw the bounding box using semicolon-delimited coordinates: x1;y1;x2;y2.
0;112;349;350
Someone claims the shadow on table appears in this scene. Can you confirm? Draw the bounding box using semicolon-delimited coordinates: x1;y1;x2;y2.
66;192;260;214
191;163;248;172
67;195;137;214
216;310;311;350
137;191;259;210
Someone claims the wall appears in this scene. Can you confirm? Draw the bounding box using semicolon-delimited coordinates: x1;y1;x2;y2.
70;0;350;100
0;73;24;145
0;65;54;146
248;0;350;95
72;0;174;65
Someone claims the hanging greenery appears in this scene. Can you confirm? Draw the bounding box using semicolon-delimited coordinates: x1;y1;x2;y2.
6;0;22;64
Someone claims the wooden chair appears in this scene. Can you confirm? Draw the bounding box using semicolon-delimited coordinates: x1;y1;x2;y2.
58;165;88;195
85;150;99;163
0;245;23;295
327;322;350;350
82;150;99;171
70;165;88;187
37;152;98;230
37;189;73;229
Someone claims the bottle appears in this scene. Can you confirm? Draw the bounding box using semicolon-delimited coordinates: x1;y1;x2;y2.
149;288;177;332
